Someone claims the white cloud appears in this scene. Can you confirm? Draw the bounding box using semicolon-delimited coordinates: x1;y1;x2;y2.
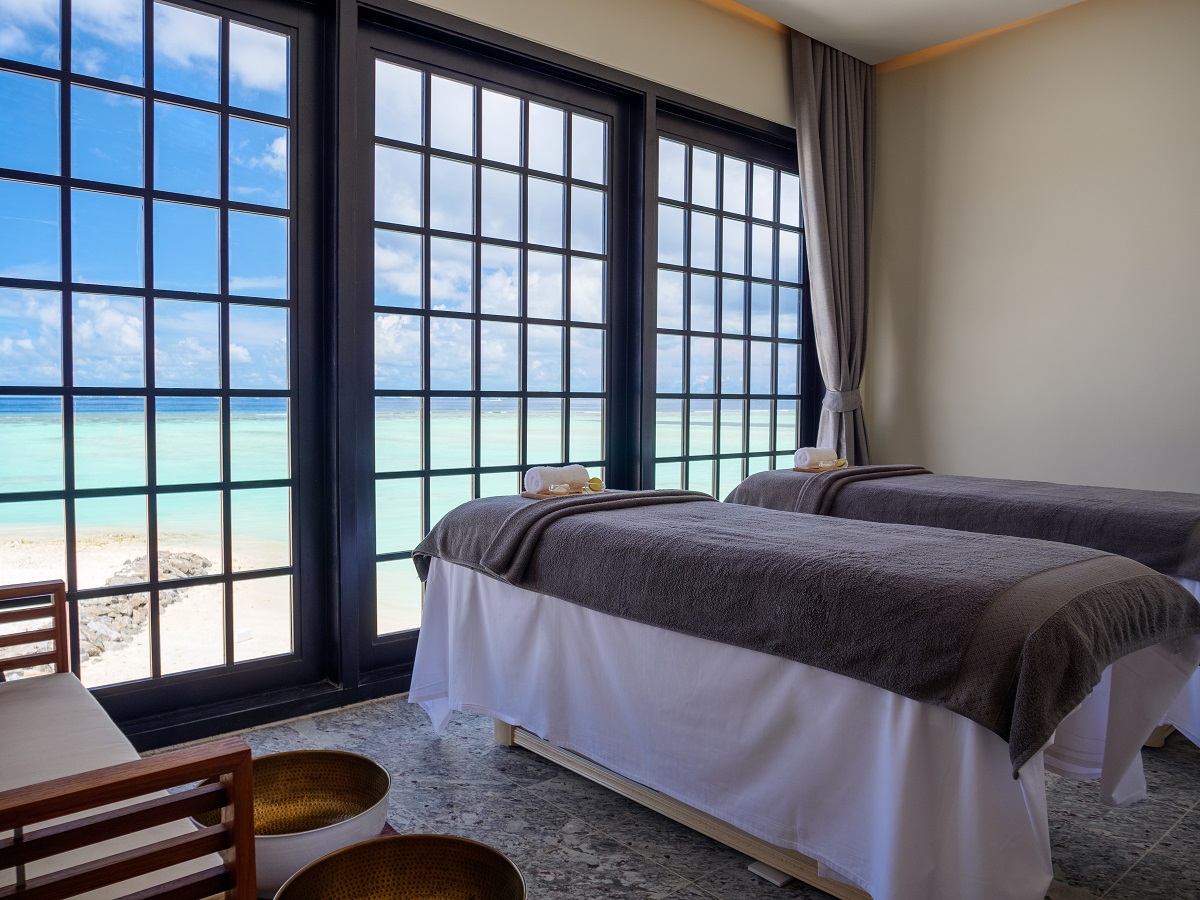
229;22;287;94
75;294;141;352
230;276;287;293
153;2;218;70
72;0;141;46
229;343;252;364
374;235;421;301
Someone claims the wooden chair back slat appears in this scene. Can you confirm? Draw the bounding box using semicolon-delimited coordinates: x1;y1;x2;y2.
116;868;232;900
0;582;68;675
0;629;57;651
0;784;229;870
0;826;230;900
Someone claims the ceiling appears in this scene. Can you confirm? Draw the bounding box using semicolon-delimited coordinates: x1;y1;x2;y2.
734;0;1082;64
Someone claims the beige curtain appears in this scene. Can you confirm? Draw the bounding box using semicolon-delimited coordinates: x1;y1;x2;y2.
790;31;875;464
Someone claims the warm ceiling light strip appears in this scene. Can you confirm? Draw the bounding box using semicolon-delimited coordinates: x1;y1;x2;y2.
876;7;1071;73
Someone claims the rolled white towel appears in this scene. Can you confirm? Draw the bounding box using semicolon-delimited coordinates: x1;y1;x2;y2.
524;464;590;494
794;447;839;468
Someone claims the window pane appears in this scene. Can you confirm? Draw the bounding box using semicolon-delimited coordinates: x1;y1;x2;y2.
527;177;563;248
0;288;61;386
0;397;63;493
229;23;288;117
751;224;774;280
690;274;715;333
233;575;292;662
429;317;473;391
656;333;682;393
231;487;290;571
688;399;714;456
780;172;802;227
691;148;717;209
570;257;604;323
229;211;288;299
229;303;288;389
72;0;144;86
779;230;802;284
375;229;422;309
160;584;224;675
528;103;564;175
429;397;472;470
376;61;422;145
480;244;519;316
750;282;773;337
720;217;745;276
377;560;422;636
230;397;289;481
656;269;683;331
156;396;219;485
655;461;682;490
719;399;744;454
655;399;682;458
228;118;288;209
154;102;218;197
720;338;744;393
0;71;59;176
570;327;603;393
721;278;745;334
479;397;519;468
72;293;144;387
73;190;144;287
527;324;562;391
429;156;474;235
375;397;420;473
429;237;473;312
155;298;219;388
777;344;799;395
153;200;217;293
778;286;800;340
527;251;563;320
375;313;421;390
689;211;716;271
0;2;60;68
689;336;714;393
79;593;151;688
430;76;474;155
429;474;473;530
752;163;775;220
481;167;520;241
776;399;798;451
376;478;421;554
482;89;521;165
658;138;686;202
157;491;222;576
375;145;422;227
750;341;773;394
718;457;744;501
722;156;746;215
75;494;146;591
569;398;603;462
571;114;606;185
478;471;518;498
749;399;771;452
153;2;220;102
570;186;605;254
0;180;60;280
657;204;684;266
480;321;519;391
525;398;562;465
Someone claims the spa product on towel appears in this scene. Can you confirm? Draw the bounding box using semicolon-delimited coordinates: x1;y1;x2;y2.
524;464;590;494
413;492;1200;774
794;447;839;468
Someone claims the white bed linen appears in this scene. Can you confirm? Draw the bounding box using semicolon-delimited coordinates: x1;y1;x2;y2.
411;559;1200;900
1165;577;1200;745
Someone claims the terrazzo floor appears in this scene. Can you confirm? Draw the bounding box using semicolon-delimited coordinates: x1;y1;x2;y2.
217;695;1200;899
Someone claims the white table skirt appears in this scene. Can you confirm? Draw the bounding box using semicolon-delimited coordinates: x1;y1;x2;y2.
410;559;1200;900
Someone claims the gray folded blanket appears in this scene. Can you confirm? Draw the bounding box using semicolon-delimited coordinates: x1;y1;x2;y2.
727;467;1200;580
413;491;1200;774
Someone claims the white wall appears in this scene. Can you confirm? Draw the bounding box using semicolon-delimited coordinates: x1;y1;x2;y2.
868;0;1200;491
409;0;794;125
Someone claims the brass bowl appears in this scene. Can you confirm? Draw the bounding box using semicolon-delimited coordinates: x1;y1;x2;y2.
195;750;392;897
275;834;526;900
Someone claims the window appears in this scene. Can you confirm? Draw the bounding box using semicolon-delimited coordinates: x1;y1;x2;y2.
0;0;310;693
652;126;807;500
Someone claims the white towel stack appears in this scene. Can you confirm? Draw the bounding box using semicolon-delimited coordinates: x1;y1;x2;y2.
794;447;839;468
523;464;591;494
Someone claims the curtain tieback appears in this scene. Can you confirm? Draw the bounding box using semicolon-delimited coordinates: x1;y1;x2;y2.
822;388;862;413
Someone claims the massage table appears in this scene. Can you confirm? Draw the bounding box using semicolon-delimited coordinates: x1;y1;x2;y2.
725;465;1200;747
407;491;1200;900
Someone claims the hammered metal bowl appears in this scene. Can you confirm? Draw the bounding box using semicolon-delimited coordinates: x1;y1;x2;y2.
274;834;526;900
195;750;391;897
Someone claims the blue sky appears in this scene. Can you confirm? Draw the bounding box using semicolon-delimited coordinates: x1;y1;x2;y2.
0;2;292;392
